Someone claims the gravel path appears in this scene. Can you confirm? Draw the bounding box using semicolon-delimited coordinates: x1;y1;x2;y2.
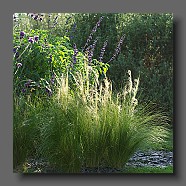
19;150;173;173
126;150;173;168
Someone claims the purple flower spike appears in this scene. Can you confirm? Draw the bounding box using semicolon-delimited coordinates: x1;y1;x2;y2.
34;35;39;42
20;31;25;39
28;37;34;43
83;16;104;52
108;34;125;63
72;43;78;65
99;40;108;62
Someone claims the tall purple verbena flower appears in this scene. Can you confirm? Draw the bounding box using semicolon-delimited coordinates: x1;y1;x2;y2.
83;16;104;52
22;88;26;93
72;23;77;32
69;23;77;40
72;43;78;65
85;38;98;64
108;34;125;63
99;40;108;62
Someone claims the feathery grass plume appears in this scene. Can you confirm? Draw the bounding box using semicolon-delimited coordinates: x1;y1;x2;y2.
36;64;169;173
13;94;44;170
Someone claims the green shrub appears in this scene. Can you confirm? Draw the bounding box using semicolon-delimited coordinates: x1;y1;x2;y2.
13;28;109;97
106;13;173;122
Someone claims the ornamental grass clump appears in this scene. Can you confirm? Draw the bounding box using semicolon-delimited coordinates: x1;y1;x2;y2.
13;94;43;170
37;62;169;173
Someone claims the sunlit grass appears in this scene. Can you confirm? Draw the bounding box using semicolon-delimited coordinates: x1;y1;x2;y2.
33;63;170;173
123;165;173;174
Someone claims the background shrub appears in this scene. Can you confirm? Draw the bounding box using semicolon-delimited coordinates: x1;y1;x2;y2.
107;14;173;122
13;28;109;97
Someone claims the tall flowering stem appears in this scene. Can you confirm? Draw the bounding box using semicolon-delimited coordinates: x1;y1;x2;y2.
82;16;104;52
72;43;78;66
69;23;77;40
99;40;108;62
85;38;98;65
108;34;125;63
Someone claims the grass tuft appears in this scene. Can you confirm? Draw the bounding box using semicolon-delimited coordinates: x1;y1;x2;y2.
32;63;170;173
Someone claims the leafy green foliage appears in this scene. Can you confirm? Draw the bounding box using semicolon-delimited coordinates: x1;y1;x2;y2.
106;14;173;122
13;28;109;97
